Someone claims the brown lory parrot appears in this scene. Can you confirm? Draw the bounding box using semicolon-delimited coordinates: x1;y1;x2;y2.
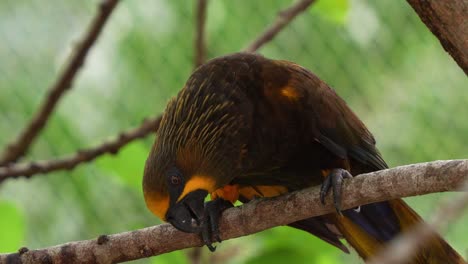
143;53;465;263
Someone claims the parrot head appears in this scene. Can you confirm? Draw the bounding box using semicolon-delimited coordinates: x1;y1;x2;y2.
142;54;258;232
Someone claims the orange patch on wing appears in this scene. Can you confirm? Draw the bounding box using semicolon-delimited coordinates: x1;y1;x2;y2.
178;175;216;202
239;185;288;200
321;169;331;178
143;191;170;221
280;86;299;100
211;184;240;203
210;185;288;203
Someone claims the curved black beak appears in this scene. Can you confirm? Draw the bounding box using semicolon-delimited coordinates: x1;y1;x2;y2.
166;189;208;233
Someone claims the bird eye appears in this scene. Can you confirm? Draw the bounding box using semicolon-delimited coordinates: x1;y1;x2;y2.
167;167;183;187
170;175;181;185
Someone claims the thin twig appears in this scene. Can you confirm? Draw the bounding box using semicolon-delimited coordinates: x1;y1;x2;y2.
243;0;316;53
0;0;120;166
189;1;209;262
194;0;208;68
0;116;161;183
1;160;466;264
368;182;468;264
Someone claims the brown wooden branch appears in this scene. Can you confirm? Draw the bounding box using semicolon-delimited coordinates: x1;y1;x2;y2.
1;159;466;264
0;0;120;166
0;116;161;183
369;181;468;264
407;0;468;74
243;0;316;53
194;0;208;68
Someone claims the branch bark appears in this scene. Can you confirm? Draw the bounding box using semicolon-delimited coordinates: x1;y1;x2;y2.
194;0;208;68
1;160;466;264
0;0;120;166
0;116;161;183
407;0;468;74
243;0;316;53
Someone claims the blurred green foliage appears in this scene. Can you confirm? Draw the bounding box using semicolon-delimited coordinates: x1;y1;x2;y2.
0;0;466;263
0;201;24;252
312;0;349;24
97;141;148;192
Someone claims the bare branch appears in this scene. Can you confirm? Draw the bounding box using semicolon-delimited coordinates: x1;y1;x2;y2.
243;0;316;53
369;182;468;264
0;116;161;183
407;0;468;74
194;0;208;68
0;0;120;166
188;3;209;262
1;160;466;264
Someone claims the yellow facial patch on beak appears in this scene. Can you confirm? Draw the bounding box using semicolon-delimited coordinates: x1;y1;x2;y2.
143;191;170;221
177;175;216;202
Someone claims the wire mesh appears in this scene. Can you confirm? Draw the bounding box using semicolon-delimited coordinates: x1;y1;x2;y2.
0;0;466;263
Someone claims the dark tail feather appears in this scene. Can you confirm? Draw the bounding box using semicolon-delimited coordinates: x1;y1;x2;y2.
387;199;466;263
331;199;466;263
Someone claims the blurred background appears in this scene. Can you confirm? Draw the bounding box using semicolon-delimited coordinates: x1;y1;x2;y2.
0;0;467;263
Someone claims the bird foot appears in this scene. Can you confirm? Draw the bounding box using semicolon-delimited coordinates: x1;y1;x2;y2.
200;198;233;251
320;168;353;214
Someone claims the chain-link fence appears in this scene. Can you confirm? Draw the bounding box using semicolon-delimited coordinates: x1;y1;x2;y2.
0;0;466;263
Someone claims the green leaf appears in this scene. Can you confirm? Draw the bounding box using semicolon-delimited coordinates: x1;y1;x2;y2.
150;250;188;264
0;201;25;252
96;141;150;192
245;247;309;264
248;227;341;263
311;0;349;24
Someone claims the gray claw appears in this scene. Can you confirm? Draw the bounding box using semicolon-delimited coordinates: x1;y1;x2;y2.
320;168;353;214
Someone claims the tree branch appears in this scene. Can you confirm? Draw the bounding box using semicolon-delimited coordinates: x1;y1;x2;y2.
194;0;208;68
0;116;161;183
0;0;120;166
1;160;466;264
407;0;468;74
243;0;316;53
